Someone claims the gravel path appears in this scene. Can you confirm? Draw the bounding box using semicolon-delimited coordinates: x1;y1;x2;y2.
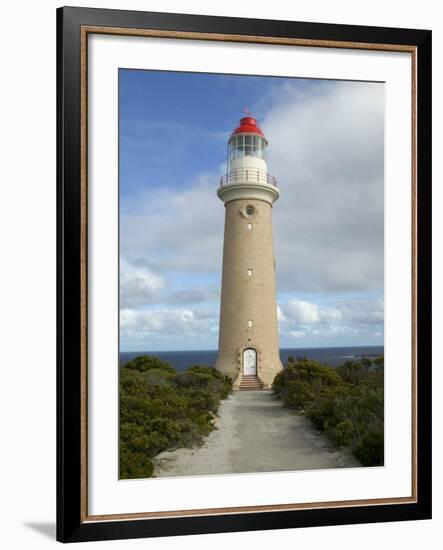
153;390;359;477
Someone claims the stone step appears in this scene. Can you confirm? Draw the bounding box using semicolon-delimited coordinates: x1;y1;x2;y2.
239;376;264;391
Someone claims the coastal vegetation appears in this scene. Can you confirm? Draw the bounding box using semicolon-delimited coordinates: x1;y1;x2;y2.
120;355;232;479
272;355;384;466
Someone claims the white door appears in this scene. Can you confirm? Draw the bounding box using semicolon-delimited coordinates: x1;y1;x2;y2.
243;348;257;376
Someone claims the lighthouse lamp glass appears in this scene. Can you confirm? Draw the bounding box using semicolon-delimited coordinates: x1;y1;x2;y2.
228;134;267;161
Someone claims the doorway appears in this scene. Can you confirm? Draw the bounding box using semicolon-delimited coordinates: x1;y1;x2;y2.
243;348;257;376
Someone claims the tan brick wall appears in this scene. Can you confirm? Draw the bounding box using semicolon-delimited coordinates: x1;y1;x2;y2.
215;198;283;389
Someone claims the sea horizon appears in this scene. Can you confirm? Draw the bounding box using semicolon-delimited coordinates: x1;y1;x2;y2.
120;344;384;370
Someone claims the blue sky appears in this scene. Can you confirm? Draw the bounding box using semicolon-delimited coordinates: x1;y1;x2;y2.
119;69;384;351
119;70;314;197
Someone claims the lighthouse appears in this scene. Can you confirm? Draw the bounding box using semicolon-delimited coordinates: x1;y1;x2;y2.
215;114;283;390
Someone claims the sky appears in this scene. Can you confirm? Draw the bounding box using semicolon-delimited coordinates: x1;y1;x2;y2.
119;69;384;351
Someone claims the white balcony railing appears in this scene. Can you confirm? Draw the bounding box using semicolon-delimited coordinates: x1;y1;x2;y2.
219;169;277;187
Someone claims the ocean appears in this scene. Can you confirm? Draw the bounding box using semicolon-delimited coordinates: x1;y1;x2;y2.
120;345;384;371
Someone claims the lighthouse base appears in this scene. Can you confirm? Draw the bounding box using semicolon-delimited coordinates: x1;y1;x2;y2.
215;346;283;390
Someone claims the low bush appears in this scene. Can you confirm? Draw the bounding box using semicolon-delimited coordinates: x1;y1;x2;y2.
273;358;343;408
119;357;232;479
273;356;384;466
123;355;175;373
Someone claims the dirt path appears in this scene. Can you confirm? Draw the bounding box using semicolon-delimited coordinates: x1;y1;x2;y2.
153;390;359;477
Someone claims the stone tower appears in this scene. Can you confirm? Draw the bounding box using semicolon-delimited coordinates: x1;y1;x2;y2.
215;115;283;390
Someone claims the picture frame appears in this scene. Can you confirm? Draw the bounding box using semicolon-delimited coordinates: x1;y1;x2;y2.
56;6;432;543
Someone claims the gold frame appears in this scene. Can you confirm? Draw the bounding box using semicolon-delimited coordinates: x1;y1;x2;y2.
79;27;418;523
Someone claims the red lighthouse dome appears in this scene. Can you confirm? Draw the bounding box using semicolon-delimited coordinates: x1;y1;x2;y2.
231;116;266;139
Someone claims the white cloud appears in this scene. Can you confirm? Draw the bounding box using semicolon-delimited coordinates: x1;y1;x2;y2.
279;296;384;343
290;330;306;338
276;305;285;321
120;173;224;274
285;299;320;323
120;307;217;341
120;260;166;308
264;80;384;293
120;258;221;309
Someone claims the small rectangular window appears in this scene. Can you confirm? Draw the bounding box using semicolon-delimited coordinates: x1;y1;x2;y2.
247;223;252;230
248;320;253;328
247;269;253;277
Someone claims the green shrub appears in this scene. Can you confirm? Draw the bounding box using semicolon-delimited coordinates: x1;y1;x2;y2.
120;444;154;479
353;422;384;466
335;356;384;388
119;356;232;479
123;355;175;373
272;357;384;467
273;359;343;409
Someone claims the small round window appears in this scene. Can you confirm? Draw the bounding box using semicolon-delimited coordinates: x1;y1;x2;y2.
241;203;257;220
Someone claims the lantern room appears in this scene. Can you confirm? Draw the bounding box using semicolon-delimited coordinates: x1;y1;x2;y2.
227;116;269;174
218;114;279;205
